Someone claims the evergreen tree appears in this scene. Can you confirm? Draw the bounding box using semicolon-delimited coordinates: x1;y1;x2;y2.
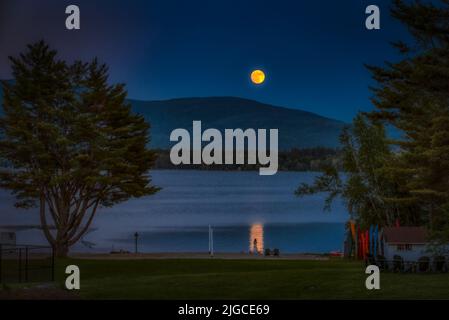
0;41;160;257
367;0;449;233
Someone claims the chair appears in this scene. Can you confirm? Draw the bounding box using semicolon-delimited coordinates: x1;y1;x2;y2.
418;256;430;272
433;256;446;273
376;255;387;270
264;248;271;256
404;261;414;273
366;254;376;266
273;248;280;256
393;255;404;272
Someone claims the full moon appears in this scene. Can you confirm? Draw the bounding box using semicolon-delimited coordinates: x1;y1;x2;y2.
251;70;266;85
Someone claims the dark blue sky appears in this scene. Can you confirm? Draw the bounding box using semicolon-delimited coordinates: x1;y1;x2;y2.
0;0;411;122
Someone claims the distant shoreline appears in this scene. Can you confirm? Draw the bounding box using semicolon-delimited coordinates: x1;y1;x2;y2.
153;147;341;172
1;147;341;172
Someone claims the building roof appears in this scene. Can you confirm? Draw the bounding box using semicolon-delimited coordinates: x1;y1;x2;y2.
383;227;428;244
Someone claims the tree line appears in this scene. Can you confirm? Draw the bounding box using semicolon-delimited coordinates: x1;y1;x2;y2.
153;147;341;172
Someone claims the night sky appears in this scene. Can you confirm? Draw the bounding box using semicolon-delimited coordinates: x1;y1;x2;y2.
0;0;411;122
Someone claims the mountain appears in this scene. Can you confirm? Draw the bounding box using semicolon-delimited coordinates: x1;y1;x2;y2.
0;84;345;149
131;97;345;150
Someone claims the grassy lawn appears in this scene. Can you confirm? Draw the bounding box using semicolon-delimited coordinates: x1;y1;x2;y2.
39;258;449;299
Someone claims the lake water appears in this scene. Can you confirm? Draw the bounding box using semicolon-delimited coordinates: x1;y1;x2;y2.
0;170;348;254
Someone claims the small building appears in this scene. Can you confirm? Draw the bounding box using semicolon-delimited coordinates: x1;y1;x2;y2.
0;228;17;246
383;226;428;261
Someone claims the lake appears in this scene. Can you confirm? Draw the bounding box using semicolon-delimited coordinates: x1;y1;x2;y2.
0;170;348;254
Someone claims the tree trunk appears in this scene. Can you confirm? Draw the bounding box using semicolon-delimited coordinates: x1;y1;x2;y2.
54;242;69;258
40;193;100;258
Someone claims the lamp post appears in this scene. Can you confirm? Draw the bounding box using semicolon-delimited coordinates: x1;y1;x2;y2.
208;225;214;258
134;232;139;254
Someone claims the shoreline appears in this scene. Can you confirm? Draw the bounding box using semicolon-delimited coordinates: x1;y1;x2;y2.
69;252;330;260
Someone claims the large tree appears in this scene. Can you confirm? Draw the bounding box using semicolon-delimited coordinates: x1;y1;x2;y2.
367;0;449;234
0;41;159;257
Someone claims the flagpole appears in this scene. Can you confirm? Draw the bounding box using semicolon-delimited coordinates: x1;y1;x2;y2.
211;226;214;257
208;225;211;255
